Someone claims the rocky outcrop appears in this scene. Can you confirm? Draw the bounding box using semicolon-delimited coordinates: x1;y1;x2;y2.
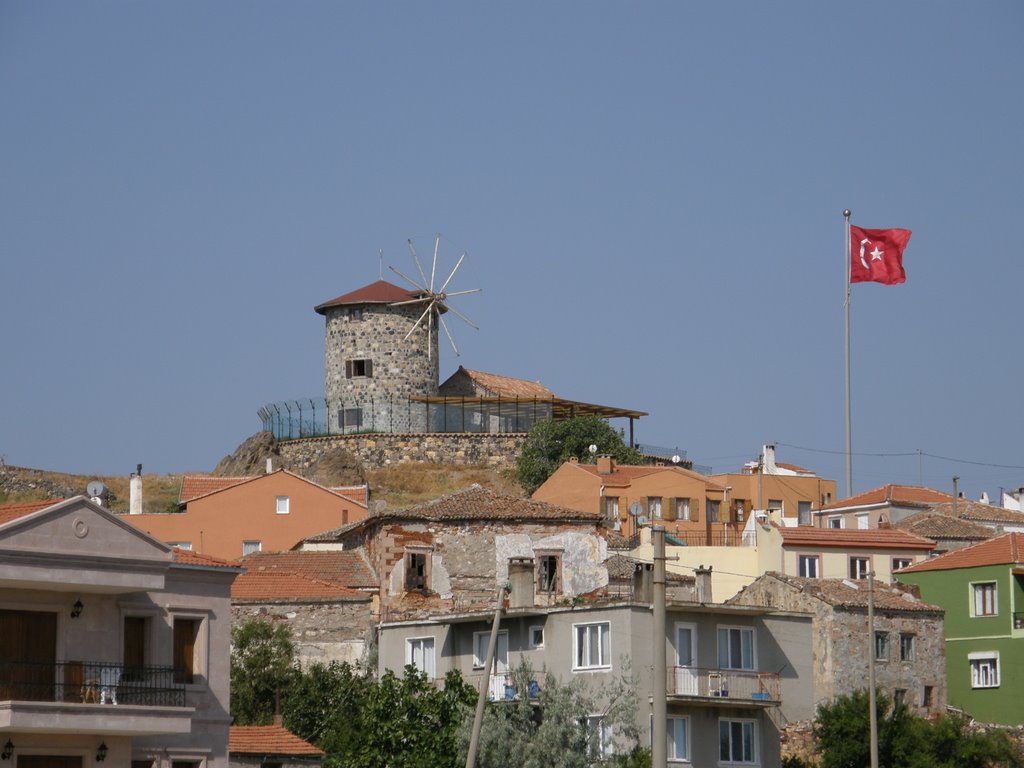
215;432;365;487
306;447;366;487
213;432;281;477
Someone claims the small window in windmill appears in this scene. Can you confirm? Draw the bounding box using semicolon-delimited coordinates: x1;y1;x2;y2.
345;359;373;378
406;552;428;590
339;408;363;429
538;555;560;593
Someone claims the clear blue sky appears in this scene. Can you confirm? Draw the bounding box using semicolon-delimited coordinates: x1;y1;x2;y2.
2;2;1022;501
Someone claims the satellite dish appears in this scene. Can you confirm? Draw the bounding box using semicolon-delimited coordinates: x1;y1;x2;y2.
86;480;108;499
671;455;681;464
628;502;643;518
588;444;598;455
636;515;649;526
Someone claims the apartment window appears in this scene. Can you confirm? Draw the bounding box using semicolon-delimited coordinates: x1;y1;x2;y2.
874;631;889;661
168;541;192;550
894;688;907;707
972;582;997;616
707;499;720;523
718;626;755;670
585;715;614;759
123;616;148;682
242;540;261;556
798;555;820;578
537;554;562;594
733;501;746;523
406;637;435;678
922;685;934;707
529;625;544;649
719;719;757;764
173;617;200;684
275;496;290;515
345;358;373;378
603;496;619;520
969;652;999;688
899;633;916;661
828;517;843;529
574;622;611;670
473;630;508;669
850;557;871;580
768;499;783;517
667;716;689;762
405;550;429;591
856;513;869;530
648;496;662;520
892;557;913;572
798;501;812;526
675;497;691;522
339;407;363;429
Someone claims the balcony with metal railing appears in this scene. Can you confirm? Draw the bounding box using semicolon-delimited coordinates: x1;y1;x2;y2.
666;667;780;706
0;660;193;735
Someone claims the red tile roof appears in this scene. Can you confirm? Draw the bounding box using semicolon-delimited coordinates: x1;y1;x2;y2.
179;475;249;503
231;569;369;601
820;484;953;512
229;725;324;757
0;498;62;524
240;550;377;589
895;511;995;542
306;485;602;542
897;533;1024;573
314;280;422;314
573;462;726;491
927;500;1024;526
329;486;369;506
453;368;555;398
776;525;935;551
171;548;242;570
739;572;943;613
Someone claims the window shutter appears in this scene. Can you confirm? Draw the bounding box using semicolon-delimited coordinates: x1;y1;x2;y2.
665;498;677;521
345;360;353;379
691;498;699;522
640;497;648;518
365;359;373;377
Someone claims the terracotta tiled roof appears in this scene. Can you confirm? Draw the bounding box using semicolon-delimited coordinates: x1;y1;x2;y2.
775;462;814;474
927;500;1024;526
314;280;422;314
240;550;377;589
604;531;632;550
776;525;935;551
820;484;953;512
171;548;242;570
329;486;369;506
179;475;249;503
741;572;943;613
0;498;62;524
453;368;554;398
897;532;1024;573
229;725;324;757
573;463;727;491
604;554;693;583
305;486;602;543
895;511;996;542
231;570;369;601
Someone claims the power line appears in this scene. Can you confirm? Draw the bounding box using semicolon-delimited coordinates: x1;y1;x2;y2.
775;442;1024;471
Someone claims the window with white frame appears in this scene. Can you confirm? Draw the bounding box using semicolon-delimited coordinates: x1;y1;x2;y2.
798;555;820;578
529;625;544;649
667;716;689;762
585;715;614;759
648;496;662;519
718;626;755;670
406;636;435;678
473;630;508;669
676;497;691;522
767;499;783;517
892;557;913;572
719;718;757;764
275;496;290;515
828;517;843;529
797;501;812;526
574;622;611;670
242;540;262;556
850;557;871;579
972;582;997;616
856;513;869;530
604;496;619;520
969;652;999;688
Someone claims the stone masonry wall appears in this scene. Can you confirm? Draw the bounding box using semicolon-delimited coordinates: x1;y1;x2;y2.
232;599;376;667
279;432;526;472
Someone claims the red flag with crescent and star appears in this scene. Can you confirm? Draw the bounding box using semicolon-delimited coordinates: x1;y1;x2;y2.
850;225;911;285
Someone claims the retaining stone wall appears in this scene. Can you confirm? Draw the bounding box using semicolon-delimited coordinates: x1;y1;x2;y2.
232;600;375;667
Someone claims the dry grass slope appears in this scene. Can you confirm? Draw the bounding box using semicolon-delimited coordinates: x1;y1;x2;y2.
0;465;183;514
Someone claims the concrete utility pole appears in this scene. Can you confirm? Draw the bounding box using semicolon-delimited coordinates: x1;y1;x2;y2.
868;571;878;768
465;585;508;768
652;526;667;768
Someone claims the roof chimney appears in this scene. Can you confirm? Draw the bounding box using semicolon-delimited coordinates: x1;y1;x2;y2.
266;457;274;474
694;564;713;603
129;464;143;515
508;558;535;609
761;445;778;475
597;455;615;475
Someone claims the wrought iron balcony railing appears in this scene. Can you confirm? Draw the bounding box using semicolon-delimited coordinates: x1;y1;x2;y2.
0;660;186;707
667;666;780;703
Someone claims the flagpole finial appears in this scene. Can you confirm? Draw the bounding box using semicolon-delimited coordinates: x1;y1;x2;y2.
843;209;851;219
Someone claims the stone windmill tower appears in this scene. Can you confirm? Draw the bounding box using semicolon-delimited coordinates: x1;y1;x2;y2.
313;236;479;433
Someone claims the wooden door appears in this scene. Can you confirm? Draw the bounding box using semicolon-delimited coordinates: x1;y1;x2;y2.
19;757;83;768
0;610;57;700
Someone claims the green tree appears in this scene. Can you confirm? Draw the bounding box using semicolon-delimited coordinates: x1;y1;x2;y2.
925;713;1023;768
230;617;297;725
516;415;644;494
464;659;640;768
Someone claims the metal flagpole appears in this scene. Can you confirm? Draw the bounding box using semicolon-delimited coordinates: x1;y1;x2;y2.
843;209;853;497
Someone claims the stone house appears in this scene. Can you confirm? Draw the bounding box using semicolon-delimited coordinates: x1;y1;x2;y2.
728;572;946;717
0;496;240;768
297;486;614;622
231;550;378;667
229;722;323;768
895;510;995;553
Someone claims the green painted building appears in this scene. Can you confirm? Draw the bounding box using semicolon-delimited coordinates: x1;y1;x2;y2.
896;532;1024;725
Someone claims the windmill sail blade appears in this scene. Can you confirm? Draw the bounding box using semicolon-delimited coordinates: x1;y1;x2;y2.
439;314;460;356
407;239;430;289
441;288;481;298
403;301;436;341
389;265;428;292
390;296;435;307
430;234;440;292
438;252;465;295
445;303;479;330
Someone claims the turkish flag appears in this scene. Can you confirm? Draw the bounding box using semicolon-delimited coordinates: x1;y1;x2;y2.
850;225;911;285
